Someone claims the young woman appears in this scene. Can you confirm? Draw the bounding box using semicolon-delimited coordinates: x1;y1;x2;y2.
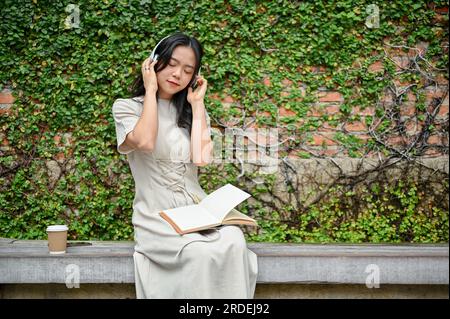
111;32;258;299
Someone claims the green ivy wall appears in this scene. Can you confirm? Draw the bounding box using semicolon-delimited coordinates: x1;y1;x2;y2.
0;0;448;242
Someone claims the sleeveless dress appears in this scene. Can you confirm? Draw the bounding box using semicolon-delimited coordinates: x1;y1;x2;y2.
111;95;258;299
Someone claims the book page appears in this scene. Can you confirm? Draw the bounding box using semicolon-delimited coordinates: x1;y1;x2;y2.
162;204;221;232
224;208;257;224
199;184;251;221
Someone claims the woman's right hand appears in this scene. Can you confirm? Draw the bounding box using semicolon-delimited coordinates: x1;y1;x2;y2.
142;57;158;93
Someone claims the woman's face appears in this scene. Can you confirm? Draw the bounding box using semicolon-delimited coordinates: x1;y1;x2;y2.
156;45;197;99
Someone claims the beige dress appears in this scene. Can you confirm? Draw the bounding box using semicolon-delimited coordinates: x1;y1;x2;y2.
112;95;258;299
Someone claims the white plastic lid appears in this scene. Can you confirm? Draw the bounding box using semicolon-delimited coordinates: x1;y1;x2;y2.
46;225;68;232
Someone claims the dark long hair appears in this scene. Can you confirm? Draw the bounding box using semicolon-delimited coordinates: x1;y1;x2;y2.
128;32;203;135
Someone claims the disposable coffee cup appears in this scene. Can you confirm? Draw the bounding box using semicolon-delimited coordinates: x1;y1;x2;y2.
46;225;68;254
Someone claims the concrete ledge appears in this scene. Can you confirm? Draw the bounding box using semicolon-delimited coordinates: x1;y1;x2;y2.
0;239;448;286
1;283;449;299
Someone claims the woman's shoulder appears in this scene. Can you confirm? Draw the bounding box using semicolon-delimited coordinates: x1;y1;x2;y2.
112;96;144;113
114;95;144;105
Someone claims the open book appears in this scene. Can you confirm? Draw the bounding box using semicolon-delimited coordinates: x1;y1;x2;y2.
159;183;258;235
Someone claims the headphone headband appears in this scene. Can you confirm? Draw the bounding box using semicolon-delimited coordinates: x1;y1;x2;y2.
149;34;172;61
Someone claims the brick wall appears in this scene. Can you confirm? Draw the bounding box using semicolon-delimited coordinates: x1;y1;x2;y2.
1;73;448;160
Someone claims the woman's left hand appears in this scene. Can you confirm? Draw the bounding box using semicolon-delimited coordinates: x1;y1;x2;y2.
187;75;207;105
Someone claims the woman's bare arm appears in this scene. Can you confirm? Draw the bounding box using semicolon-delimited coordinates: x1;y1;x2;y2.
123;92;158;152
190;102;213;166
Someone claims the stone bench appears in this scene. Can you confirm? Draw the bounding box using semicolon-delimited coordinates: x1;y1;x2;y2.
0;238;448;298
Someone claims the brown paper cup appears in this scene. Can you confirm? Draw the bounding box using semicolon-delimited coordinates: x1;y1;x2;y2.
46;225;68;254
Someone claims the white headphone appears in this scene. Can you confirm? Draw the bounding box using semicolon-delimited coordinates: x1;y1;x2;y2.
149;34;171;62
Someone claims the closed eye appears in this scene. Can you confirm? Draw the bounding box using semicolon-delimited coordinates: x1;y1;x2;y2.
169;63;193;74
169;58;194;73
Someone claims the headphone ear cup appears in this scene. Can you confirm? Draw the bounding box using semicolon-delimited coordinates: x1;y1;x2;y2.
149;53;158;62
192;66;203;89
191;74;198;90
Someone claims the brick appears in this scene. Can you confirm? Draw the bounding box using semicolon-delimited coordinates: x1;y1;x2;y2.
307;146;342;157
407;42;429;58
307;108;321;117
441;92;448;106
393;78;411;87
318;91;343;102
307;104;340;117
358;134;371;140
2;137;9;146
246;122;259;129
383;40;404;56
435;73;448;86
223;95;234;103
281;78;293;86
353;106;375;116
400;103;416;116
365;151;382;158
439;104;449;116
318;122;341;132
425;87;442;102
434;6;448;14
0;105;12;115
344;121;367;132
287;151;300;159
318;147;339;156
286;117;306;130
312;66;326;73
405;120;424;135
311;133;337;146
243;128;279;146
278;106;296;117
368;61;384;73
209;93;221;101
325;104;340;114
0;91;14;104
387;135;404;145
258;110;271;117
427;135;442;144
223;116;242;127
391;56;411;71
433;14;446;24
427;101;445;114
423;148;442;156
380;92;395;104
55;152;65;162
406;91;418;103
